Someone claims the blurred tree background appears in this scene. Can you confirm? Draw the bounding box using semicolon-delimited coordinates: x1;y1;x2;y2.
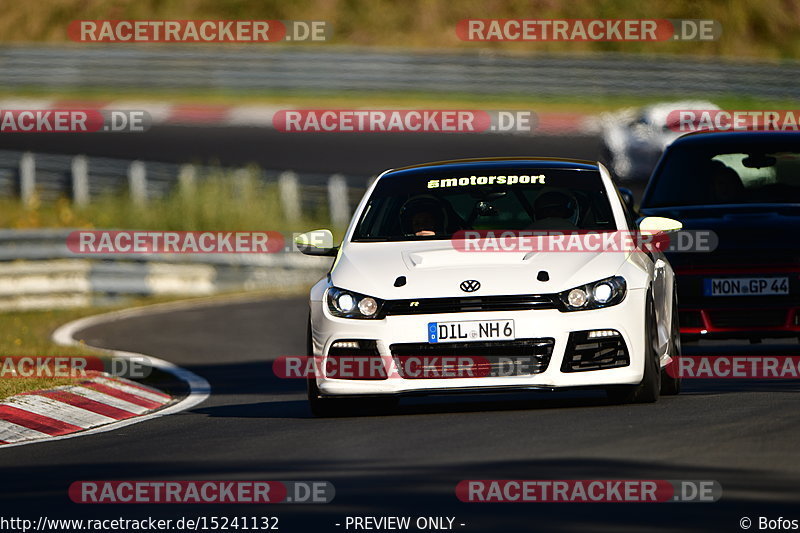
1;0;798;59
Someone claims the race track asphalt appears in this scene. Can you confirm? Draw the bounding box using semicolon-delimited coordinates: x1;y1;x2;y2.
0;296;798;532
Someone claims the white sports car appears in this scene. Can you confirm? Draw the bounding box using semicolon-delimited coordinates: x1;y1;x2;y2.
298;157;683;416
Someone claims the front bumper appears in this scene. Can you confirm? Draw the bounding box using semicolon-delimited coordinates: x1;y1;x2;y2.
310;289;647;396
675;267;800;339
680;307;800;339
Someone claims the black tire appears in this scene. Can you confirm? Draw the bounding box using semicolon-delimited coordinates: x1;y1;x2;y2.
606;292;661;404
308;377;398;417
660;287;682;396
306;318;397;417
307;375;360;417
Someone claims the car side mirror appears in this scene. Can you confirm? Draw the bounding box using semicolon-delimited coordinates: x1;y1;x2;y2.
638;216;682;234
618;187;635;213
295;229;338;256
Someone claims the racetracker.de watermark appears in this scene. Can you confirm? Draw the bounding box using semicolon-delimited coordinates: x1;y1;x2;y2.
456;19;721;41
69;20;330;43
67;231;286;254
0;355;151;379
667;110;800;132
274;355;547;379
667;356;800;379
0;110;150;133
69;481;334;504
273;110;536;133
451;230;718;254
457;480;721;502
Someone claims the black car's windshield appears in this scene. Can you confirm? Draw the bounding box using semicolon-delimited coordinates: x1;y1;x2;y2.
645;142;800;207
352;168;616;241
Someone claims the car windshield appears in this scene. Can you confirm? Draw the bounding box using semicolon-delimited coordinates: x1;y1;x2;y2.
645;141;800;207
352;168;616;241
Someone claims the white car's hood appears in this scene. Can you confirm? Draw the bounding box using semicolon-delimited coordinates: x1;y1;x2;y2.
330;240;633;299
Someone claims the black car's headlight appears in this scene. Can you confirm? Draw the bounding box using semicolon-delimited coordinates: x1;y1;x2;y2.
557;276;626;312
326;287;384;319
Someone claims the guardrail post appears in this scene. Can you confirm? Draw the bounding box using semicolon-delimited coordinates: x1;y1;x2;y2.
328;174;350;227
19;152;35;206
71;155;90;207
233;168;250;198
278;170;300;223
178;164;197;196
128;160;147;205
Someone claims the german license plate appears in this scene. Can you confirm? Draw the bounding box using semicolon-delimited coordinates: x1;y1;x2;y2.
704;277;789;297
427;320;515;343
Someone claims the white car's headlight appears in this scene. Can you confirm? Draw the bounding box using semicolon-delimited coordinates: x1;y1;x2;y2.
558;276;626;312
326;287;384;319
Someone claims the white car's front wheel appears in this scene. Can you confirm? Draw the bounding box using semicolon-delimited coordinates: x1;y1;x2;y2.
307;373;399;418
660;287;682;396
307;373;359;418
605;293;661;404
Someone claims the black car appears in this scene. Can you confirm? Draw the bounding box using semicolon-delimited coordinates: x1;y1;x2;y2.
639;130;800;341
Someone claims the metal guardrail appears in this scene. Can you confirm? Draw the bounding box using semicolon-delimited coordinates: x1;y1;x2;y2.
2;45;799;98
0;229;331;310
0;149;370;226
0;147;355;310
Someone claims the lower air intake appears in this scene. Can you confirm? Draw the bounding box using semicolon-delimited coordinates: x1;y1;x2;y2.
561;330;629;372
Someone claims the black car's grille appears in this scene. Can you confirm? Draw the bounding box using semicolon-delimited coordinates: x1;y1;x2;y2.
679;310;704;328
670;251;800;270
382;295;557;317
389;338;554;379
707;309;788;328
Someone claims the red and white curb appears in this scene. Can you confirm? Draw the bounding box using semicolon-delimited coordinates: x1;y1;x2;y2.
0;376;172;445
0;98;599;135
0;299;213;449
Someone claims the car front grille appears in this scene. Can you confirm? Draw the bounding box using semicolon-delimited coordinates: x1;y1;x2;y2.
707;309;788;328
381;294;557;317
389;338;554;379
679;310;704;329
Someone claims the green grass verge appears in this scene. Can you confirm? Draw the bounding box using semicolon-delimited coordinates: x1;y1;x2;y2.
0;308;103;399
2;86;798;115
1;168;333;233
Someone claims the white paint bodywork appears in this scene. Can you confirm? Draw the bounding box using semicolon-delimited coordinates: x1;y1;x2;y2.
308;162;677;396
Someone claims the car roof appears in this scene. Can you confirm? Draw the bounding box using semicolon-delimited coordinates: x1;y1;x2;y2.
671;130;800;146
641;100;718;120
382;157;599;177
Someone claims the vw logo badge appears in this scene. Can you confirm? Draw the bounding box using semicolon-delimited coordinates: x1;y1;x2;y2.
460;280;481;292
